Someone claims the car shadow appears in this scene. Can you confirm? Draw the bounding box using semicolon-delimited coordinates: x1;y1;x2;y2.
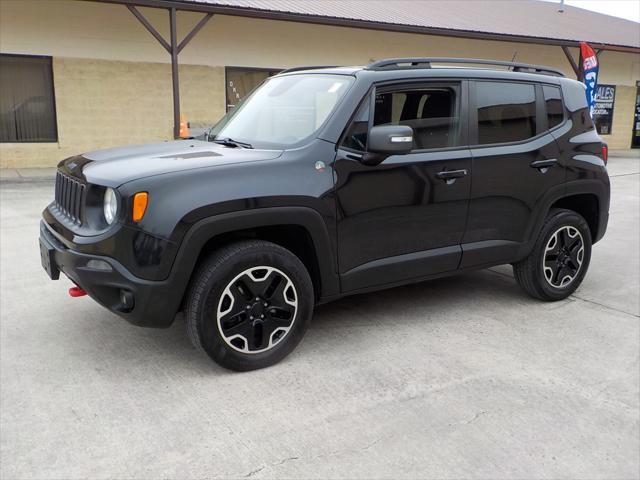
74;267;524;375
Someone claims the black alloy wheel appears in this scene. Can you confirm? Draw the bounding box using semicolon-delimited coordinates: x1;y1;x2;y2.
217;266;298;354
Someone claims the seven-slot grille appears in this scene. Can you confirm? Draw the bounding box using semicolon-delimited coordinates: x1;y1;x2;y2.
54;171;86;224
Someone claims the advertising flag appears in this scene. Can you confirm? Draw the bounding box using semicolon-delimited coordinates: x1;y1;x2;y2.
580;42;599;118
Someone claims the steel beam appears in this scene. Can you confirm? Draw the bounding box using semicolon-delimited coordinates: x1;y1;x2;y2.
127;4;213;138
561;46;580;79
127;5;171;53
169;8;180;139
178;13;213;53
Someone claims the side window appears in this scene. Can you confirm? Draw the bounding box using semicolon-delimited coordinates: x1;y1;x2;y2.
342;85;460;152
543;85;564;129
374;87;459;150
476;82;537;145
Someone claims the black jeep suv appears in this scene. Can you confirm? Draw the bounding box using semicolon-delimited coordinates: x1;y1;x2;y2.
40;58;610;371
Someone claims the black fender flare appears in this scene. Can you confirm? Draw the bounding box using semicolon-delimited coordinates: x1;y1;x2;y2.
520;179;608;259
165;206;340;307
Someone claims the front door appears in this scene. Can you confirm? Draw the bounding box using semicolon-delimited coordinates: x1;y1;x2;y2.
334;81;471;292
461;80;564;267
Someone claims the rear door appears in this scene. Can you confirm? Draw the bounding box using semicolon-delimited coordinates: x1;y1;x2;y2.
461;79;564;267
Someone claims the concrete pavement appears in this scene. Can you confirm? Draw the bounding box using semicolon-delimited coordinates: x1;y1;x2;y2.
0;154;638;479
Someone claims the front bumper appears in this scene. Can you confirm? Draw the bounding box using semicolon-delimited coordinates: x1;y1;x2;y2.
40;220;178;328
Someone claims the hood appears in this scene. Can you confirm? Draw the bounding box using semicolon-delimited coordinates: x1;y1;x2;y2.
61;140;283;187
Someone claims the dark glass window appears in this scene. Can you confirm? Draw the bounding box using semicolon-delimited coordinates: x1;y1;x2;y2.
0;54;57;143
225;67;281;112
543;85;564;129
375;88;458;150
342;87;459;152
476;82;537;144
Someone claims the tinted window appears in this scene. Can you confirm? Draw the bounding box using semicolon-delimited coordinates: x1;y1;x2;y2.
476;82;537;144
543;85;564;129
375;88;458;150
342;86;459;152
0;54;57;143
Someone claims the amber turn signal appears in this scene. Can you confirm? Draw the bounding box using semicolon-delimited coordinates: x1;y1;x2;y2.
132;192;148;222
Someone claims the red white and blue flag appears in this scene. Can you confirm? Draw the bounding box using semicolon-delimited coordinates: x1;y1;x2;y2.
580;42;599;118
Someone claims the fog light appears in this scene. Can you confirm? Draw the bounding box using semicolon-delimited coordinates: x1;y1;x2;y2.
120;289;135;311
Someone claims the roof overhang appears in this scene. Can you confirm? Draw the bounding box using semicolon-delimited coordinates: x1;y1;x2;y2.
88;0;640;54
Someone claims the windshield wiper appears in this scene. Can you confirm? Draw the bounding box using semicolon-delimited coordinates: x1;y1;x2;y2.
212;137;253;149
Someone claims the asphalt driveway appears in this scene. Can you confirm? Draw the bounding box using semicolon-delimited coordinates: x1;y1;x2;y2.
1;154;638;479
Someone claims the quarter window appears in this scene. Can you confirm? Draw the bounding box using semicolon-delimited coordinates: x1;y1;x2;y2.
543;85;564;129
0;54;57;143
476;82;537;144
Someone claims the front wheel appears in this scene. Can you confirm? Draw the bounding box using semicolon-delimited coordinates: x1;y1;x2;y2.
513;209;592;301
185;240;314;371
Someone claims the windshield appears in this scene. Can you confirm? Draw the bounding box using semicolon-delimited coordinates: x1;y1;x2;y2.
210;74;354;149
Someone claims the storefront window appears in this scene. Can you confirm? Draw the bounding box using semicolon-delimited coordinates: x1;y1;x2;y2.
593;84;616;135
0;54;57;143
225;67;281;112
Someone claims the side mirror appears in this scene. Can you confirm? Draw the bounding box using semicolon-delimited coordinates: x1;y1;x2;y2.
362;125;413;166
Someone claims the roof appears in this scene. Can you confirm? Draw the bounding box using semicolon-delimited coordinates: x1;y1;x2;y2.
169;0;640;51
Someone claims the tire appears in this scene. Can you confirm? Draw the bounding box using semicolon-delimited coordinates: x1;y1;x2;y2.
185;240;314;371
513;208;592;301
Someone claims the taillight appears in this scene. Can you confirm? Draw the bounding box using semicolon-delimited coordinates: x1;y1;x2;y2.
601;144;608;164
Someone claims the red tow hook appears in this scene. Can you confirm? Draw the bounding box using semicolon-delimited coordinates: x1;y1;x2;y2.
68;286;87;297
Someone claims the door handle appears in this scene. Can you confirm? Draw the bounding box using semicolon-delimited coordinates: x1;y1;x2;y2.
436;169;468;180
530;159;557;172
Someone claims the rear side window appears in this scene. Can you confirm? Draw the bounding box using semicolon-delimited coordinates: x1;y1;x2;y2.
476;82;537;144
543;85;564;129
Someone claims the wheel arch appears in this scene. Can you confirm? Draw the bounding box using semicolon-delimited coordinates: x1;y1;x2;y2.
549;193;600;242
168;207;340;312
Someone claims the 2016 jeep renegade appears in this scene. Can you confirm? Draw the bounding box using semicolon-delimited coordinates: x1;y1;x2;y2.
40;58;610;371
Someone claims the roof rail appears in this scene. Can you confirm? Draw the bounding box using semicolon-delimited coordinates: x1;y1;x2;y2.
279;65;340;74
366;57;565;77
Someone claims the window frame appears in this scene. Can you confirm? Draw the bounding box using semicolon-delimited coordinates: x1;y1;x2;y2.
339;79;469;154
541;83;567;133
0;53;58;144
469;79;546;148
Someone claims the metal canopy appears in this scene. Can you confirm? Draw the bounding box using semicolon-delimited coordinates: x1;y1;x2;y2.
91;0;633;134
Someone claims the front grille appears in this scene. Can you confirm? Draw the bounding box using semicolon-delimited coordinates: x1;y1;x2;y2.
54;171;86;224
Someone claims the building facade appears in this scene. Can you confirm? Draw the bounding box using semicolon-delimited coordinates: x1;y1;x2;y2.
0;0;638;169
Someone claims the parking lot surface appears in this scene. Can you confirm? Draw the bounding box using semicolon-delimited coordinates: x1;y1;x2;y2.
1;154;638;479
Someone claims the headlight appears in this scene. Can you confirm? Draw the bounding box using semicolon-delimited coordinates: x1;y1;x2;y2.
103;188;118;225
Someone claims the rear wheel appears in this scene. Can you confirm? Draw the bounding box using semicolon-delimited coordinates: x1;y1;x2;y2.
513;209;592;301
185;240;313;371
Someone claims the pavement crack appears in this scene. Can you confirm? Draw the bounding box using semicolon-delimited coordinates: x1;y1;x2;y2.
273;456;300;466
569;294;639;318
450;410;488;426
243;466;265;477
462;410;487;424
243;456;300;477
361;438;382;450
